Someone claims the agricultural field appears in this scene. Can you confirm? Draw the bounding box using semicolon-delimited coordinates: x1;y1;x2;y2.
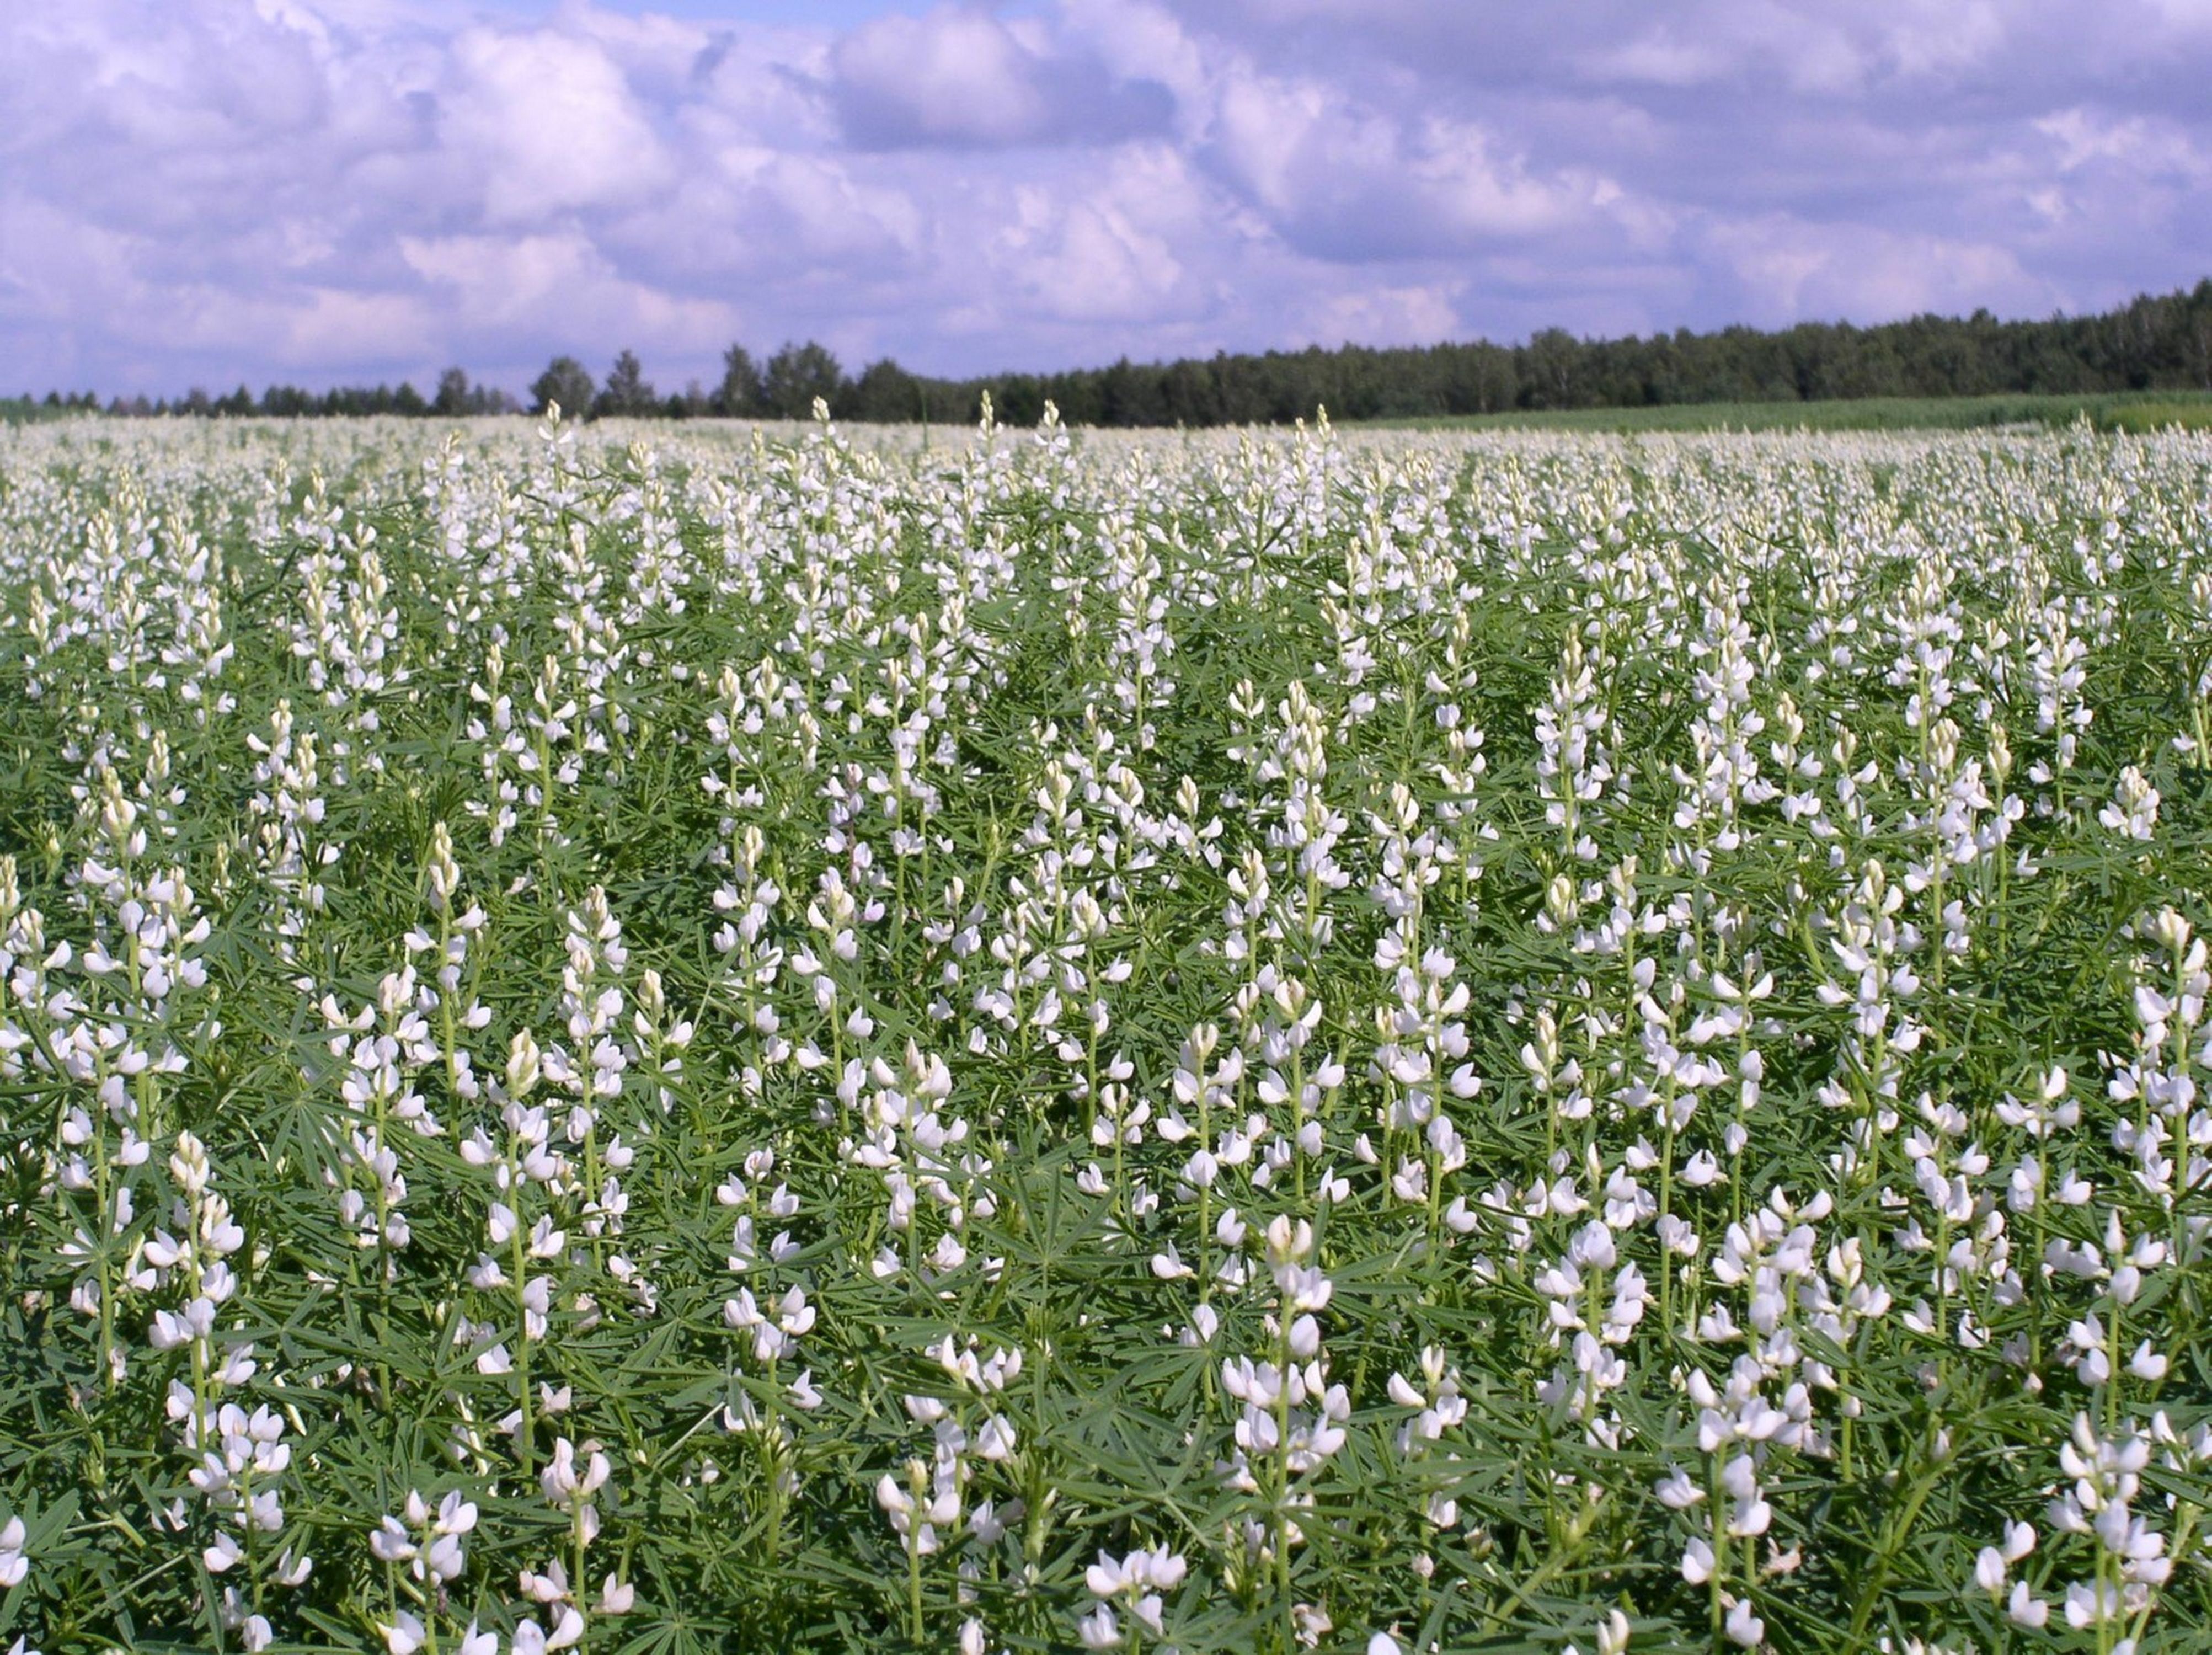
1366;390;2212;436
1;407;2210;1655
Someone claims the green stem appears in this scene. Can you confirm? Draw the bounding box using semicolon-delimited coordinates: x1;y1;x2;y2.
511;1176;536;1478
1273;1302;1295;1653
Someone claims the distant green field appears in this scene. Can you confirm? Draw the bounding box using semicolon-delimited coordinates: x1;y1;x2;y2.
1365;388;2212;434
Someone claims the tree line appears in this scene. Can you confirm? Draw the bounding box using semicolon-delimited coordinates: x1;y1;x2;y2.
28;279;2212;426
39;367;520;421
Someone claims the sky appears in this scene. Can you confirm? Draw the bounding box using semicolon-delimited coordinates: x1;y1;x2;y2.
6;0;2212;398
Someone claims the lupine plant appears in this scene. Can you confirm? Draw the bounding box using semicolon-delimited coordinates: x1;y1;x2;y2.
1;406;2210;1653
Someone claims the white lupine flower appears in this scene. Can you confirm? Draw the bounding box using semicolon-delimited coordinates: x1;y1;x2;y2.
2007;1580;2050;1628
1723;1597;1763;1648
0;1517;25;1589
1682;1536;1714;1584
510;1606;584;1655
2098;767;2159;840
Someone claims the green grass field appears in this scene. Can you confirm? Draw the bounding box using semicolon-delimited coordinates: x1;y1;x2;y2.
1363;388;2212;435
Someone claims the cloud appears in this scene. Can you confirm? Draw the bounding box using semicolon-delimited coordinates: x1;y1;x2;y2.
3;0;2210;399
987;145;1209;324
826;5;1175;149
604;154;925;292
400;226;732;366
400;230;621;330
1301;281;1465;349
1056;0;1210;131
1701;216;2055;326
440;26;673;221
2037;108;2212;181
1207;70;1621;261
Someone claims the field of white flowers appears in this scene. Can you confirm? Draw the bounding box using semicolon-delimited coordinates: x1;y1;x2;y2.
0;405;2208;1655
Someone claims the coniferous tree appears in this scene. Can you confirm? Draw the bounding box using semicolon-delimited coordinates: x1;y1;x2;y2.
594;350;656;419
713;345;765;417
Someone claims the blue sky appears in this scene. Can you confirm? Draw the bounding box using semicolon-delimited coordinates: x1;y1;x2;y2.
6;0;2211;398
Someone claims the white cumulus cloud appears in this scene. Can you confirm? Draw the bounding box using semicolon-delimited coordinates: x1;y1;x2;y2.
1;0;2206;399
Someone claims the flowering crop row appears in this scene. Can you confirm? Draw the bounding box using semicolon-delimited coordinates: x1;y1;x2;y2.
0;404;2208;1654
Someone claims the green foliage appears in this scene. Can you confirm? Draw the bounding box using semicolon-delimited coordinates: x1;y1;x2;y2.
531;356;599;421
760;342;847;421
594;351;658;420
713;347;765;420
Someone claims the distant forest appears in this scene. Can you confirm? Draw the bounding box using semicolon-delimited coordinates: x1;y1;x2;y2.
25;279;2212;427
